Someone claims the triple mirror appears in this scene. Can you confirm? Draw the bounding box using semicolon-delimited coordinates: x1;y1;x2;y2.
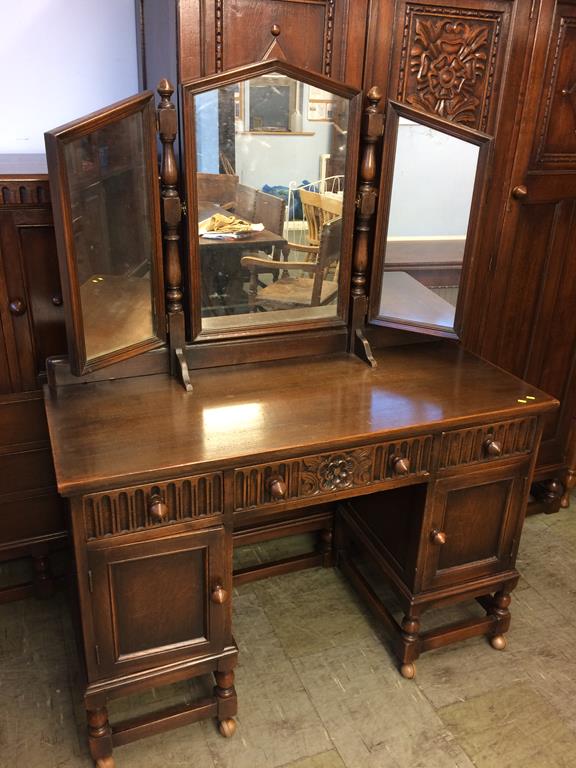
183;61;361;337
370;102;492;337
45;93;165;375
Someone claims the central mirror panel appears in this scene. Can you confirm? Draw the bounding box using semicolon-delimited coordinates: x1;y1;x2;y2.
370;102;492;337
183;62;360;338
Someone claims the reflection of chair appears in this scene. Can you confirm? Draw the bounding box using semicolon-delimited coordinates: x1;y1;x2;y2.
299;188;343;247
197;173;239;209
240;218;341;311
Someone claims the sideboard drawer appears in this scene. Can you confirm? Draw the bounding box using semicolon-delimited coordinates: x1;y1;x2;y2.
234;436;433;511
83;473;224;540
0;448;56;495
438;417;538;470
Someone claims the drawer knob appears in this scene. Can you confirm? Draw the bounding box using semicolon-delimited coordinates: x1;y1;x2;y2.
483;437;502;457
51;294;63;307
9;297;27;316
268;476;287;500
148;493;168;522
511;184;528;200
211;584;228;605
390;455;410;476
431;529;447;546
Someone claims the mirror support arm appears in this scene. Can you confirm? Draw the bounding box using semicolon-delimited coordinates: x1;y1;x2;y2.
158;79;192;392
350;86;383;367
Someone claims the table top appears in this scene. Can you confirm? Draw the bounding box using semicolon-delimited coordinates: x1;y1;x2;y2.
44;341;558;496
198;202;286;250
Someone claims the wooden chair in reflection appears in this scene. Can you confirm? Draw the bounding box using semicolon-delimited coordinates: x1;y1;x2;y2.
299;188;342;248
240;217;341;311
197;173;239;209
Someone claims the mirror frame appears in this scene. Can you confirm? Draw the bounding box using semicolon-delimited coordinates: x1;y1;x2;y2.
369;101;493;339
181;60;362;342
45;92;166;376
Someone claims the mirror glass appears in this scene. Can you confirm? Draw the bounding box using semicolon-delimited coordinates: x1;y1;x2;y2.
62;111;158;362
192;73;351;333
377;115;482;333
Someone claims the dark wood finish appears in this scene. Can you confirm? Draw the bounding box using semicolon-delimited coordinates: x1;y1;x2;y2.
0;162;67;602
43;341;556;746
140;0;369;90
460;0;576;509
45;92;166;376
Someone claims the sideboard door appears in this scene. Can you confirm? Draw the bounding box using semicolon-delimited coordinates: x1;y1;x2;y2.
85;525;229;680
421;460;531;591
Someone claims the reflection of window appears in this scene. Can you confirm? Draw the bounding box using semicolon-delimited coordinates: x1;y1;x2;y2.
247;76;301;132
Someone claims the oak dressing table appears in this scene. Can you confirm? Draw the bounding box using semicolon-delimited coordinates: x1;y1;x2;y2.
42;63;558;767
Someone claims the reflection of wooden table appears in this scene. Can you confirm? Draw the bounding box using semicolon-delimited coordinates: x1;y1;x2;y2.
198;202;287;314
379;271;456;330
80;275;154;360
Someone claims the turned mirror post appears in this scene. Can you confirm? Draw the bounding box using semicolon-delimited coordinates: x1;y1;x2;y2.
157;79;192;391
349;86;383;366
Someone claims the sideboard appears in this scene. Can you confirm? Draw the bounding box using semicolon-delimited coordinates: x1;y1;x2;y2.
44;341;557;766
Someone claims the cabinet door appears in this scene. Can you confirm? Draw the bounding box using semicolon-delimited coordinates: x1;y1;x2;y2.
421;461;530;590
0;206;66;392
86;525;229;680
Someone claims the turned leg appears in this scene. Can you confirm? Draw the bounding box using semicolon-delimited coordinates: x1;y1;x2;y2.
32;554;54;599
319;526;334;568
87;706;114;767
399;615;420;679
488;590;512;650
561;468;576;509
214;669;237;738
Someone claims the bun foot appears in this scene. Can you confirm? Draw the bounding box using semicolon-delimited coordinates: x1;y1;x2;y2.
95;758;115;768
400;663;416;679
490;634;507;650
218;717;237;738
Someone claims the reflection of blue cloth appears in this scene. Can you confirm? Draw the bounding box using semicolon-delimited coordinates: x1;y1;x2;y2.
262;180;313;219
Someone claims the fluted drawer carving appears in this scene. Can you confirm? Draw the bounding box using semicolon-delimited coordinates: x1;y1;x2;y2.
234;436;433;510
0;179;50;206
439;418;538;469
83;473;223;539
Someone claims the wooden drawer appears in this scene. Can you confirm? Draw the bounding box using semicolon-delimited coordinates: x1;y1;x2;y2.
438;417;538;470
0;393;49;451
82;472;224;540
234;435;433;511
0;448;56;495
0;491;66;549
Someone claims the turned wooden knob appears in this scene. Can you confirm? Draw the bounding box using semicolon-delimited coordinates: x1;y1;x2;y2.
148;493;168;522
9;297;27;316
390;456;410;476
268;476;287;500
51;294;63;306
430;529;447;545
483;437;502;457
211;584;228;604
271;24;281;36
511;184;528;200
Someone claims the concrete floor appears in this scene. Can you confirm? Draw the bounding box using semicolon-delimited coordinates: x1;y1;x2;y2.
1;509;576;768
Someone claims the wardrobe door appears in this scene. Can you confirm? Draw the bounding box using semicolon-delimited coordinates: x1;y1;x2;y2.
471;0;576;494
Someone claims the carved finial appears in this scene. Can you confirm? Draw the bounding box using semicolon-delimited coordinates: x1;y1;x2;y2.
367;86;382;106
157;79;174;100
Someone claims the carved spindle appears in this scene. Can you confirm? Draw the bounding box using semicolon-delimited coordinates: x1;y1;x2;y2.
157;79;192;392
351;86;383;298
157;79;183;316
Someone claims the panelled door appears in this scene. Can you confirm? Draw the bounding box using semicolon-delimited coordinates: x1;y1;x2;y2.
473;0;576;484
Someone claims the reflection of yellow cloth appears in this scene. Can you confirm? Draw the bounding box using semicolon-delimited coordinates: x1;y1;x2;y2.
207;213;252;233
